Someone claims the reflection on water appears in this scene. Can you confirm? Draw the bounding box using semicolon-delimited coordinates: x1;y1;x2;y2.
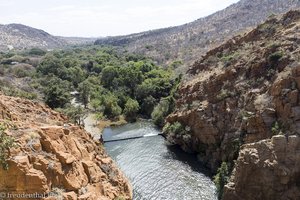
103;121;217;200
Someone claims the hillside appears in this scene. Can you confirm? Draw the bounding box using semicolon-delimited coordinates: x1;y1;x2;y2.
95;0;300;72
0;24;67;51
0;24;96;51
0;93;132;199
58;36;97;46
164;10;300;199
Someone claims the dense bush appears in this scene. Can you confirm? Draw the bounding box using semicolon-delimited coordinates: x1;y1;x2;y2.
43;77;71;108
123;98;140;121
151;98;172;127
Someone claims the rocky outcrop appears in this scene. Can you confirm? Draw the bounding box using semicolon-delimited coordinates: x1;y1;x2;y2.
0;94;132;200
165;10;300;199
224;135;300;200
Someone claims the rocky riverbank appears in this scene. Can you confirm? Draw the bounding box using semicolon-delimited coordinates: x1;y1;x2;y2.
0;93;132;200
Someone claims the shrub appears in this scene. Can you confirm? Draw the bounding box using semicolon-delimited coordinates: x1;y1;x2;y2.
214;162;230;200
1;86;38;100
0;124;16;170
163;121;190;136
268;51;283;64
12;67;31;78
271;121;283;135
169;121;185;135
123;98;140;121
151;98;170;127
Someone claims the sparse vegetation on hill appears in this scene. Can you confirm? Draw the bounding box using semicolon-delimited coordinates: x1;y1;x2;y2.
95;0;300;72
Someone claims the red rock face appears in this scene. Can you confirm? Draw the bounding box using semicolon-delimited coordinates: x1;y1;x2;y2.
165;10;300;199
0;94;132;200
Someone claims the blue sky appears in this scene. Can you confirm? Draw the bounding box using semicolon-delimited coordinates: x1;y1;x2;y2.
0;0;239;37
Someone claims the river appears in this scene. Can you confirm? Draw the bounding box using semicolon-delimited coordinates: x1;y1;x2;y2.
73;95;217;200
102;121;217;200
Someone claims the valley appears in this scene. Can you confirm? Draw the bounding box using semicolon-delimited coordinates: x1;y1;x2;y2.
0;1;300;200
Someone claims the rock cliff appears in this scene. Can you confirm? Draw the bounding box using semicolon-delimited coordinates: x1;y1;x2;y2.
224;135;300;200
0;94;132;200
165;10;300;199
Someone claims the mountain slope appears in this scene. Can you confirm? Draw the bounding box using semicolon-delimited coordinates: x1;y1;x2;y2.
0;24;96;51
95;0;300;71
0;23;68;50
164;10;300;199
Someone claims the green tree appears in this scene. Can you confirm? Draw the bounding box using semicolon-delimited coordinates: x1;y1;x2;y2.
101;66;119;88
151;98;171;127
67;66;86;87
37;55;68;79
43;78;71;108
123;98;140;121
90;99;102;112
78;80;92;108
100;93;122;118
117;65;143;95
136;77;172;100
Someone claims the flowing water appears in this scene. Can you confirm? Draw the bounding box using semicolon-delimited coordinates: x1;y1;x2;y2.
72;95;216;199
103;121;217;200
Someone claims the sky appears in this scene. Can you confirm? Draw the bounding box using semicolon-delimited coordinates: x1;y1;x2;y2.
0;0;240;37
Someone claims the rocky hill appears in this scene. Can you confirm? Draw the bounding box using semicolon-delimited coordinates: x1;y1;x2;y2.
164;10;300;199
95;0;300;72
0;93;132;199
0;24;68;51
0;24;96;51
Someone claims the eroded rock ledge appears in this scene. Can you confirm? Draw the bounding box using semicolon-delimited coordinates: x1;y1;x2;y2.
0;94;132;200
224;135;300;200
